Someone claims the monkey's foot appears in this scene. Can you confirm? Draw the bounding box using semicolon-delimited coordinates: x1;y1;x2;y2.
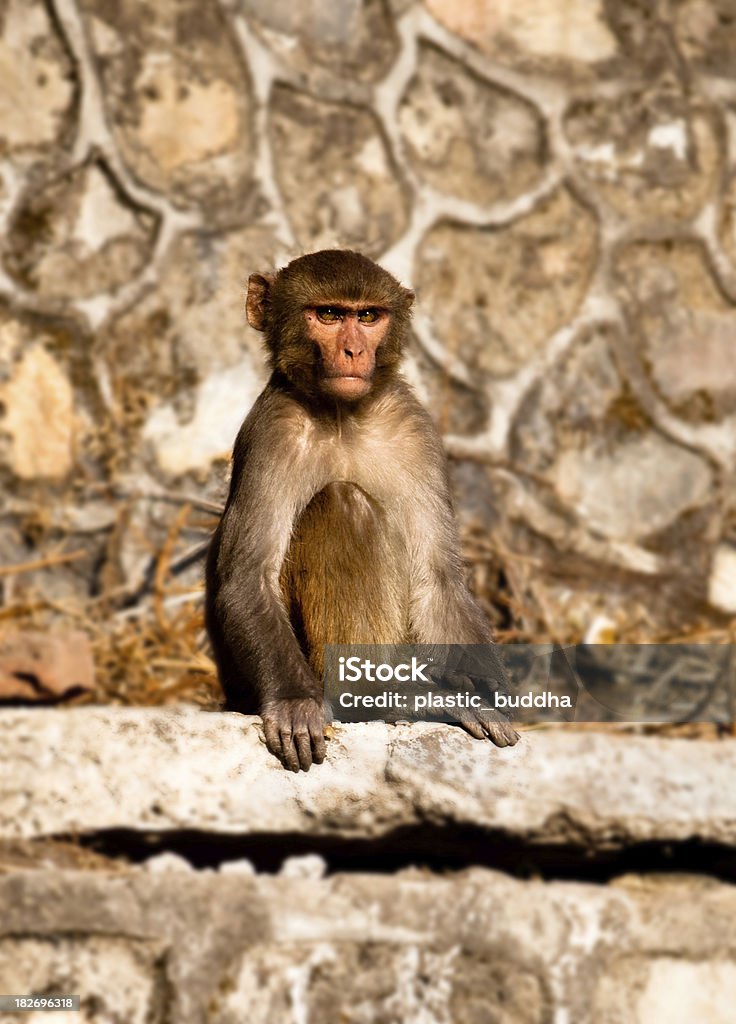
261;697;327;772
452;706;520;748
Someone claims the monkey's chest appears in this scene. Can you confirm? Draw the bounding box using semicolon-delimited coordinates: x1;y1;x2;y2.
279;481;410;668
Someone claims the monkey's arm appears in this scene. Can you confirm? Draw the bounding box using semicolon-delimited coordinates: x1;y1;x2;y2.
401;413;518;747
205;392;326;771
403;424;491;644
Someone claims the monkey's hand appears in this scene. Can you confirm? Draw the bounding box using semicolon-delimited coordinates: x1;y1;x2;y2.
261;697;327;772
451;703;520;748
425;666;520;747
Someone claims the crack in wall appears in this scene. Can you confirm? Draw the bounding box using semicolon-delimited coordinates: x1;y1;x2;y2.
59;825;736;884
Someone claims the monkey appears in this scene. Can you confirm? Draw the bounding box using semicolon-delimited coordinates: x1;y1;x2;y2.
205;249;519;771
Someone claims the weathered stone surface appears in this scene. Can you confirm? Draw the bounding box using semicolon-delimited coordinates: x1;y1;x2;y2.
0;342;78;481
0;0;76;157
510;325;717;556
279;853;326;880
406;339;490;436
142;359;264;476
79;0;254;216
554;432;713;542
424;0;618;68
399;43;545;205
240;0;398;83
0;631;94;701
565;92;720;222
213;939;548;1024
0;938;163;1024
270;87;409;256
143;851;196;874
720;153;736;267
615;241;736;423
673;0;736;76
0;310;100;483
595;954;736;1024
708;544;736;612
3;708;736;847
1;867;736;1024
512;327;630;474
3;159;156;299
415;190;597;378
99;222;278;469
603;0;673;71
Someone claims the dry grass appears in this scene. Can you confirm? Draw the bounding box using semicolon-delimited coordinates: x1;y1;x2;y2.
0;499;220;710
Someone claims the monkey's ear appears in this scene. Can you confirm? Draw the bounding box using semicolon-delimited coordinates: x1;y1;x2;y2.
402;287;415;308
246;273;275;331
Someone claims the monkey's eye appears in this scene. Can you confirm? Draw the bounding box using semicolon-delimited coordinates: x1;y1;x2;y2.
357;308;380;324
315;307;342;323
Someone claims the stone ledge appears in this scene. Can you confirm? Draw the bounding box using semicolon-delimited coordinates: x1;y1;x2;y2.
0;867;735;1023
2;708;736;847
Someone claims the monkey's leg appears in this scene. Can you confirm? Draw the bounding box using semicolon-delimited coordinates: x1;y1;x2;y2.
281;481;410;676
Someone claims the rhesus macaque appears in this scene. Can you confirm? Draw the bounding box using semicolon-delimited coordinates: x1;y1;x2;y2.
206;249;518;771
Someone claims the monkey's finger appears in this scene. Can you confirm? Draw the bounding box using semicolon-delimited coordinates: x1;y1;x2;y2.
452;708;486;741
486;725;518;747
309;724;327;764
263;717;284;760
276;725;304;772
294;730;313;772
480;715;520;748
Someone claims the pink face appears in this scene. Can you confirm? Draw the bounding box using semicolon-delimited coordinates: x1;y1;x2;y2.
304;304;391;400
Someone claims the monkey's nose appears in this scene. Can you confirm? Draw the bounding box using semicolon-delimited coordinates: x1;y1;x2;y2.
339;319;364;355
340;327;365;359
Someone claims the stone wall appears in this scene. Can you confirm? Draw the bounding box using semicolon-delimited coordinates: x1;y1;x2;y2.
2;0;736;640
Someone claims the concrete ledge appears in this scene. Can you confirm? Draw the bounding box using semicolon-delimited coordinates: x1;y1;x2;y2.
2;707;736;847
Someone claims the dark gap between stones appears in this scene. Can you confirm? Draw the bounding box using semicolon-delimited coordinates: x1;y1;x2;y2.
65;825;736;884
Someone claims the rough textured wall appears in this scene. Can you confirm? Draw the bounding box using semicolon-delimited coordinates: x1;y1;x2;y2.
2;0;736;640
3;710;736;1024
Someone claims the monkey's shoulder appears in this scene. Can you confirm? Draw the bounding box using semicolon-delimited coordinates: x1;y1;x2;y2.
375;379;448;460
360;377;439;431
232;385;310;453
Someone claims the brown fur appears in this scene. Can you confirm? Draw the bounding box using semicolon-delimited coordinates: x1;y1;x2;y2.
205;249;518;771
280;482;410;677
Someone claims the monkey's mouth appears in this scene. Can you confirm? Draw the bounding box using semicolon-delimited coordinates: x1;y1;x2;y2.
323;374;372;400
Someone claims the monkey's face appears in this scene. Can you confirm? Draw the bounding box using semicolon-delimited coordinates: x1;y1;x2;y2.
304;304;391;401
246;250;414;405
